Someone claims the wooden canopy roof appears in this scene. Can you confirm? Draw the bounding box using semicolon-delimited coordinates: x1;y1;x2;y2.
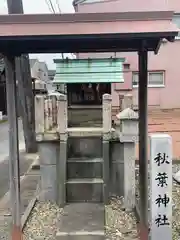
0;11;178;54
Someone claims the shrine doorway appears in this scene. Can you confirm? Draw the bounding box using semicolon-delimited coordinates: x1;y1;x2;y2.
67;83;111;106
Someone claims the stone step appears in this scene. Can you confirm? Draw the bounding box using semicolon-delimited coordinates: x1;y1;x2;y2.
67;128;103;137
68;137;102;158
66;179;103;202
56;203;104;240
67;158;103;179
56;231;104;240
67;157;103;163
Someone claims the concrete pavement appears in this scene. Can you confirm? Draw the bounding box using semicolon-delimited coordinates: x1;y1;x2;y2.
0;119;25;163
0;119;36;201
0;156;40;240
0;152;35;200
0;119;40;238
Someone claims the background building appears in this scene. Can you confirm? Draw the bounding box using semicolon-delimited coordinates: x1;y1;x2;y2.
73;0;180;111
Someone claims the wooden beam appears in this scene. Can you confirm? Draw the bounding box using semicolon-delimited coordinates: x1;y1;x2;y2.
138;42;149;240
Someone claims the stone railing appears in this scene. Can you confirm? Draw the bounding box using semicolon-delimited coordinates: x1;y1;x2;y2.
35;93;67;135
34;91;138;210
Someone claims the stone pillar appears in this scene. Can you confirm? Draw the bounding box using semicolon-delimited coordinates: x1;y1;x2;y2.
116;107;138;210
57;94;68;207
35;95;45;134
34;95;45;170
35;93;60;202
102;94;112;204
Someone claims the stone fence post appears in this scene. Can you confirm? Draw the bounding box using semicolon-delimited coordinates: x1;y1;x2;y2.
102;94;112;204
35;93;60;202
122;93;133;110
116;107;138;210
35;95;45;134
57;94;68;207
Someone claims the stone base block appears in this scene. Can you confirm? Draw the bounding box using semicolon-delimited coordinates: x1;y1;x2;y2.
67;160;103;179
66;180;103;202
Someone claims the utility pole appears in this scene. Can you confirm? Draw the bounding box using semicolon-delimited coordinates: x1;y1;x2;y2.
7;0;37;153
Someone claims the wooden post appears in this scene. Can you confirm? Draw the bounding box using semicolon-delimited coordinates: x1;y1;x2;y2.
57;94;67;206
149;134;172;240
102;94;112;204
138;45;148;240
4;55;22;239
7;0;37;154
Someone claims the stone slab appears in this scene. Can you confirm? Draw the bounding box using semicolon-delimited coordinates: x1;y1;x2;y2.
56;203;104;233
56;232;104;240
67;128;103;137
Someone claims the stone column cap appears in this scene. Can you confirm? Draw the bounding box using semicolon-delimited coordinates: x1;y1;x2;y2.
116;108;138;120
48;91;61;97
103;93;112;101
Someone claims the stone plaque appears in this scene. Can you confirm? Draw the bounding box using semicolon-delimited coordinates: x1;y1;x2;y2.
149;134;172;240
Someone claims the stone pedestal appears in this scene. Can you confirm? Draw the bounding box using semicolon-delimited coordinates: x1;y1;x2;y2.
116;107;138;210
38;140;59;202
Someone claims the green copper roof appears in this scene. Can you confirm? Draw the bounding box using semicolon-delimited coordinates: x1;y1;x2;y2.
53;58;125;84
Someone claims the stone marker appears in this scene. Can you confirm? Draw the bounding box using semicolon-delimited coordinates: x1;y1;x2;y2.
149;134;172;240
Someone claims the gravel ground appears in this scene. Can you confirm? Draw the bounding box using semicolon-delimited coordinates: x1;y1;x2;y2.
23;202;63;240
24;198;138;240
105;196;138;240
105;164;180;240
23;165;180;240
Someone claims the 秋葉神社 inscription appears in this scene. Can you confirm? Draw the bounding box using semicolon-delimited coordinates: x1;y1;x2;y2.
149;135;172;240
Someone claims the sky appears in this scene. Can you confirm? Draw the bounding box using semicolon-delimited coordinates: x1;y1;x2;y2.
0;0;75;69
